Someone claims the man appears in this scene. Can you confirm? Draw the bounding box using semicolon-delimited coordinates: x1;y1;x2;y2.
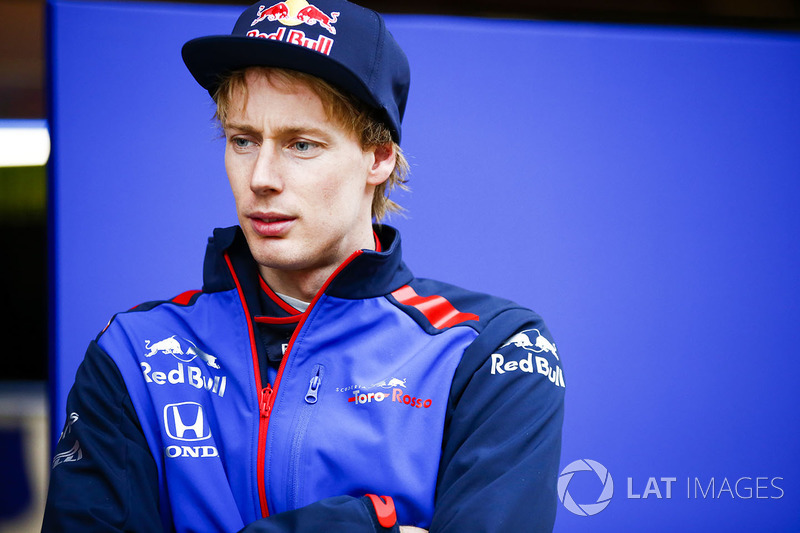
43;0;565;531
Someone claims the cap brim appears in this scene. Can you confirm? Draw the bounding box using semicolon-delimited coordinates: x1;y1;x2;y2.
182;35;382;115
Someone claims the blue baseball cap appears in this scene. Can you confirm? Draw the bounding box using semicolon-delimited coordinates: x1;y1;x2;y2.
182;0;410;142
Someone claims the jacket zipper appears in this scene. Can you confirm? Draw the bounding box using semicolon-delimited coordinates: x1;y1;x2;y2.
304;366;322;404
260;384;274;417
288;365;324;508
224;252;275;518
229;250;364;518
256;383;274;514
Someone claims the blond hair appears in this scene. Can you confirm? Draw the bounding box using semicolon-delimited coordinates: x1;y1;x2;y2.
214;67;409;222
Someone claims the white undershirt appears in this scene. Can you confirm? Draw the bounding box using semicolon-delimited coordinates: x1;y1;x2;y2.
274;291;310;313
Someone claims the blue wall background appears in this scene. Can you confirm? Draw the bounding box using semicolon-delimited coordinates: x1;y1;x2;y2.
48;0;800;530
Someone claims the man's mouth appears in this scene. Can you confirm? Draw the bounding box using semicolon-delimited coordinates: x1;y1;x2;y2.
249;213;295;237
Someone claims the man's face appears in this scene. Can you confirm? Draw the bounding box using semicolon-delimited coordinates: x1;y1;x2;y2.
222;70;392;299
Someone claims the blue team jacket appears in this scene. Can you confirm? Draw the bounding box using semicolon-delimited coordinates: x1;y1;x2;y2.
43;225;565;532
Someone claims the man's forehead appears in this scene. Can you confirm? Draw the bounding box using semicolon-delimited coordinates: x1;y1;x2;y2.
222;68;357;138
227;69;327;112
246;69;320;98
243;67;305;88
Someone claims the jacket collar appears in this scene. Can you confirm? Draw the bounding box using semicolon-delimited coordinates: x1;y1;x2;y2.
201;225;414;301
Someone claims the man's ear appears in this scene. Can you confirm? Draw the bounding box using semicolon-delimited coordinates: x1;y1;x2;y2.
366;143;395;186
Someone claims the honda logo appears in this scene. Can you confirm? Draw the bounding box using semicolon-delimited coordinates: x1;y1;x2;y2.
164;402;211;441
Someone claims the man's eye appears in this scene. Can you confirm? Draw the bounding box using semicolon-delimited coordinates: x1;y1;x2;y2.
293;141;316;152
232;137;252;148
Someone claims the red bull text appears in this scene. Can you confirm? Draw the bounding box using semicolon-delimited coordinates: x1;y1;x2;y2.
141;362;228;397
490;352;565;388
246;27;334;56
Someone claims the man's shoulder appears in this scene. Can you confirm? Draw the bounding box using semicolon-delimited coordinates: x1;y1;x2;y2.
95;288;209;342
94;287;237;380
388;277;541;335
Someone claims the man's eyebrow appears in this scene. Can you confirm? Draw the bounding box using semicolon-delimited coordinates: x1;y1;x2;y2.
223;122;335;142
223;122;260;135
272;123;333;139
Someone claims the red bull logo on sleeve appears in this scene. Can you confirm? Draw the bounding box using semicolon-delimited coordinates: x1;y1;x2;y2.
144;335;220;369
491;329;566;388
501;329;559;361
141;335;227;397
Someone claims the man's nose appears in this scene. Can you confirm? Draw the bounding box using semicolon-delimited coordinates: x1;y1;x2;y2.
250;146;284;193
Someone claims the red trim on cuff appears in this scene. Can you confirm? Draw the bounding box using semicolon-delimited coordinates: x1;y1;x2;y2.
366;494;396;529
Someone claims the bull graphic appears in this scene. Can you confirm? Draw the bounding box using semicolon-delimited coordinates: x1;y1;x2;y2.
144;335;183;357
501;329;559;360
296;6;339;34
376;377;406;389
534;335;559;361
502;332;534;350
185;342;221;370
144;336;221;369
251;2;289;26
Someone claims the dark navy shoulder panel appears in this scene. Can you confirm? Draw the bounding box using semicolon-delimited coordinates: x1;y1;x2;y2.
386;277;526;336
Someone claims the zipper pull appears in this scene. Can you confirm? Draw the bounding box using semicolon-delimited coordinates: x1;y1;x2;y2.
260;384;273;417
305;367;322;404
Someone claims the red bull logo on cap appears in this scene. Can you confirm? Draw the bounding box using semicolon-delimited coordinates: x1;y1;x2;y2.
251;0;339;34
247;27;334;56
247;0;338;56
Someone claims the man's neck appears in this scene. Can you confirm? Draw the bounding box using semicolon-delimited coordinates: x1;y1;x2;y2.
259;266;335;303
257;229;379;302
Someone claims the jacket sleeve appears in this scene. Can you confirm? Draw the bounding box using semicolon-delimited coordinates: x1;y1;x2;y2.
41;340;164;532
430;313;566;532
238;495;400;533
